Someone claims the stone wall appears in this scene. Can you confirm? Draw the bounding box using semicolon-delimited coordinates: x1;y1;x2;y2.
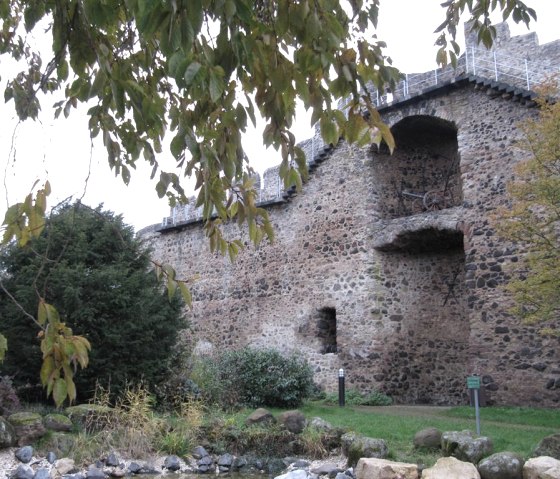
144;24;560;407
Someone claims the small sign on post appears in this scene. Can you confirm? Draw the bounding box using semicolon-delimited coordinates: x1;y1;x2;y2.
338;369;345;407
467;375;481;435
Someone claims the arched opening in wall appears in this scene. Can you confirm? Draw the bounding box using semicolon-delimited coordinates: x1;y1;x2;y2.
317;307;337;354
372;115;463;219
373;228;468;405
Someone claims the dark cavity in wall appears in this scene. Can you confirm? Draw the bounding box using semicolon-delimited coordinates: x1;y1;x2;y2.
373;115;462;219
317;307;337;354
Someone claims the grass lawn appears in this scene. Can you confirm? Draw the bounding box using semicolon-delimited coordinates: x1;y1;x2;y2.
298;402;559;466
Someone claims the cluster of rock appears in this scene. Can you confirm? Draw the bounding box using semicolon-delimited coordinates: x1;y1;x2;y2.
330;427;560;479
2;405;560;479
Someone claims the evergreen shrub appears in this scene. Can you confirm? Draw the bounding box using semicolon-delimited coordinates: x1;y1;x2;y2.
194;348;314;409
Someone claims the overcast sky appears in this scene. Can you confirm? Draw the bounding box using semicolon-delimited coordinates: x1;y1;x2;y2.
0;1;558;231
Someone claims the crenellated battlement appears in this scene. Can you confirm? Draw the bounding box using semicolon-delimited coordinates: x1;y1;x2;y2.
159;22;560;230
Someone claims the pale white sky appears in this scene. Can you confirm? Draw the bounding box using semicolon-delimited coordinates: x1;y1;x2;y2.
0;1;558;231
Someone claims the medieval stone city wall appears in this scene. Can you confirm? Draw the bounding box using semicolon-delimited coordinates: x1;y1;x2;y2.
144;24;560;407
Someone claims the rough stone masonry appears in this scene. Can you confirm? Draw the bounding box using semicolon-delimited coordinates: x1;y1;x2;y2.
142;23;560;407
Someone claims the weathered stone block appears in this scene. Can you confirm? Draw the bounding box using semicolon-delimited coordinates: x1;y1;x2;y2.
413;427;442;449
523;456;560;479
422;456;480;479
355;458;418;479
442;430;493;464
278;410;306;434
534;434;560;460
8;411;46;445
478;451;524;479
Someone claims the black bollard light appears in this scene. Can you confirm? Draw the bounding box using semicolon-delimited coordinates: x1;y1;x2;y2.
338;368;345;407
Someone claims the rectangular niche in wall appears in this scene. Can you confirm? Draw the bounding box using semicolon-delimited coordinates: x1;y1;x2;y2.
317;307;337;354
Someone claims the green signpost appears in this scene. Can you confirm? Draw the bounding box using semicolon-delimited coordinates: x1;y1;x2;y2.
467;375;481;434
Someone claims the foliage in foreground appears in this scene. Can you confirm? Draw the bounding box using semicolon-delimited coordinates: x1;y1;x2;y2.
190;348;315;409
496;84;560;335
0;202;186;403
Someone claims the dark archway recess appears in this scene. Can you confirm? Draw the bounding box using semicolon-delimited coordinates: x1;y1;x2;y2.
373;115;463;219
376;228;464;254
317;307;337;354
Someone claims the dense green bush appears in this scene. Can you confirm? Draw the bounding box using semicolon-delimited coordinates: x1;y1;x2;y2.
193;348;314;409
323;388;392;406
0;203;186;402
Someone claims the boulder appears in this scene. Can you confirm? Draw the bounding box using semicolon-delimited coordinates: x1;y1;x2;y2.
278;410;307;434
66;474;86;479
355;457;419;479
246;408;276;426
341;432;389;467
127;462;158;474
164;455;181;471
65;404;113;432
267;457;287;475
0;416;16;448
523;456;560;479
422;456;480;479
534;434;560;460
274;469;310;479
442;430;493;464
231;456;249;472
33;469;51;479
218;453;235;472
478;451;524;479
310;463;342;476
310;417;334;432
192;445;210;459
44;413;73;432
86;465;107;479
342;432;361;456
105;452;120;467
10;465;34;479
54;457;77;475
413;427;442;449
39;431;76;457
15;445;33;463
197;454;215;473
8;412;47;445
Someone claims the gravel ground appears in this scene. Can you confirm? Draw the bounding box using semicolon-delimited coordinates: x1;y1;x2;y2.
0;448;19;478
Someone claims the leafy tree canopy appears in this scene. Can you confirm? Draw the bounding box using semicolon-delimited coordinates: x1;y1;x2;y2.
496;84;560;336
0;0;537;404
0;202;186;403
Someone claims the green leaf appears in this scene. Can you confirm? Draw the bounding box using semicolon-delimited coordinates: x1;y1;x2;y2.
320;115;339;145
65;375;76;403
224;0;236;20
0;333;7;363
40;356;55;385
178;282;193;308
53;378;68;407
38;301;48;326
209;70;224;102
184;62;202;86
167;278;177;300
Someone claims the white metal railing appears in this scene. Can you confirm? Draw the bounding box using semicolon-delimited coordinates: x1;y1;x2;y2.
371;47;559;107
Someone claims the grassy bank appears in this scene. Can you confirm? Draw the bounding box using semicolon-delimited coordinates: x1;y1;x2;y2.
297;402;559;466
